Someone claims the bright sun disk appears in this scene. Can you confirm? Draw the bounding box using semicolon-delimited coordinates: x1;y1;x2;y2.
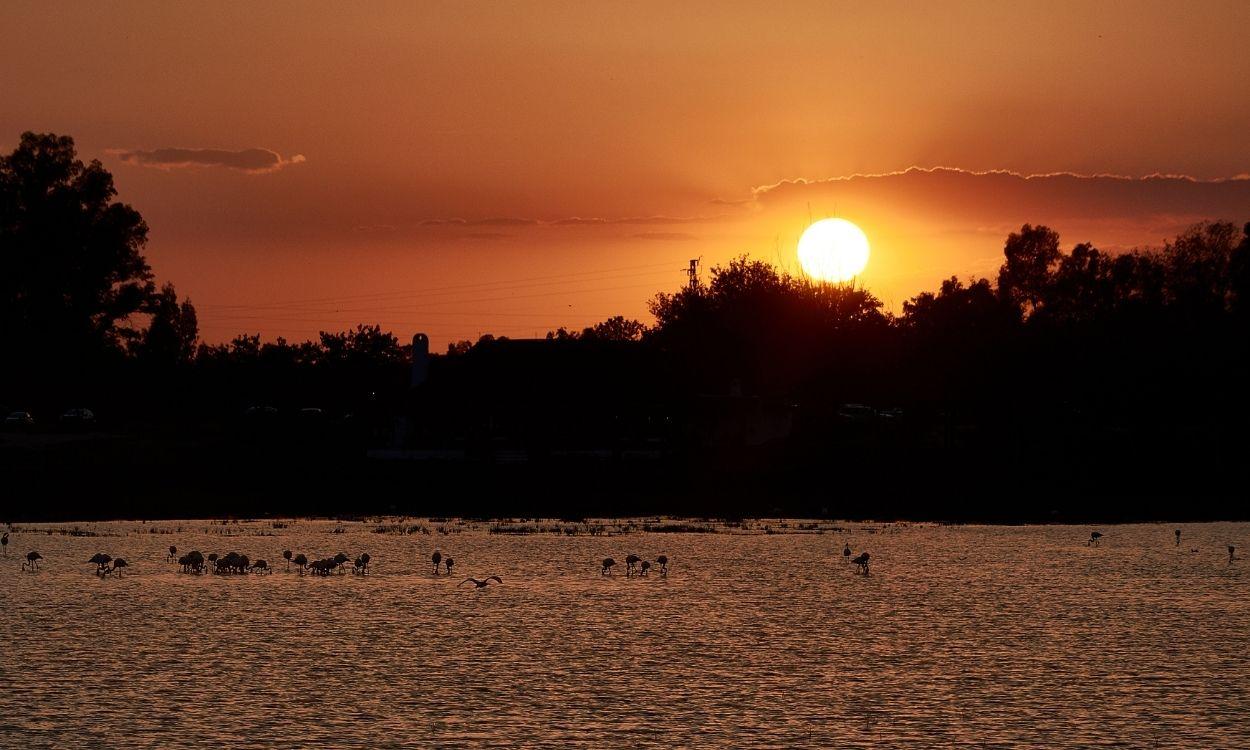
797;218;870;282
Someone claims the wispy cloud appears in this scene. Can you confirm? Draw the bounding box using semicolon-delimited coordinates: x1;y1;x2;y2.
420;214;722;228
632;231;699;241
746;166;1250;223
109;147;306;173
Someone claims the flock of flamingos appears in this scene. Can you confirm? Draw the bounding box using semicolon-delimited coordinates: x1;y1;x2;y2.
2;531;699;587
4;527;1239;583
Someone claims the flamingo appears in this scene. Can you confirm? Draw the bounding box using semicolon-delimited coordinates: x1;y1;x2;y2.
432;550;442;574
851;552;870;575
1230;545;1237;563
444;557;454;576
1088;532;1103;546
22;551;41;571
656;555;668;576
167;545;177;561
293;553;308;575
207;553;219;571
283;550;293;571
179;551;205;574
250;559;271;574
843;543;852;562
353;553;370;575
88;553;112;575
309;558;337;576
625;554;640;576
333;552;351;573
1;532;8;556
459;576;502;589
1175;529;1182;547
640;560;651;576
109;558;128;577
601;558;616;575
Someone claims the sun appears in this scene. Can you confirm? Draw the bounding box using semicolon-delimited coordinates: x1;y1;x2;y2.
797;218;870;283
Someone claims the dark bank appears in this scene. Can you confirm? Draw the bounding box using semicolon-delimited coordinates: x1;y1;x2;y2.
3;133;1249;523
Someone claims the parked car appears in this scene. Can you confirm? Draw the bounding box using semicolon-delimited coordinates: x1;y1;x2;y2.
4;411;34;428
60;407;96;426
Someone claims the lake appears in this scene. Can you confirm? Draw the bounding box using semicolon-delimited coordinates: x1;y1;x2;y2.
2;519;1247;748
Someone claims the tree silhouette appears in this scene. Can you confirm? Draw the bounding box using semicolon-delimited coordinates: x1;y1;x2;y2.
1;133;153;371
138;283;199;366
997;224;1060;316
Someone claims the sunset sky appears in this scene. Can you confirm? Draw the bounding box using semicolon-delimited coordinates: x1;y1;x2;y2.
5;1;1250;346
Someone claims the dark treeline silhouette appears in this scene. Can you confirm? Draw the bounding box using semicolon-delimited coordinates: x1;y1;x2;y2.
4;132;1249;521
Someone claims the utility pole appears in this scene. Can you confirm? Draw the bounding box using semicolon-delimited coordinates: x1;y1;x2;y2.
686;257;702;290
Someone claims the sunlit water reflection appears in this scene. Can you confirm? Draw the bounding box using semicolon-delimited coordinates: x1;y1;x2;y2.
2;519;1247;748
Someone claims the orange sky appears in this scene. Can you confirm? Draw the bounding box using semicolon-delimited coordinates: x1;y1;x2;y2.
4;1;1250;346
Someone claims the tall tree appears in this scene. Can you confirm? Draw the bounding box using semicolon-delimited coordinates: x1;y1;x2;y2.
0;132;153;370
997;224;1060;316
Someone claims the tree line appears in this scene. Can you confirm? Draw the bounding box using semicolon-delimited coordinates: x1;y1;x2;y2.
5;131;1249;440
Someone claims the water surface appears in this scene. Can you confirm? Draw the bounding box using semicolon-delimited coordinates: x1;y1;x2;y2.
2;519;1247;748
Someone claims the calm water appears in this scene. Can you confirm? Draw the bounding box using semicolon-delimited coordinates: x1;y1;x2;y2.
2;519;1247;748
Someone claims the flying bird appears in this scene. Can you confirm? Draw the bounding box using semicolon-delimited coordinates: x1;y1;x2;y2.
460;576;503;589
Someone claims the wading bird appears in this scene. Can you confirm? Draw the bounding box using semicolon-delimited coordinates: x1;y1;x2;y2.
656;555;668;576
843;543;852;562
443;557;454;576
22;551;41;571
625;554;640;576
251;559;270;574
852;552;871;575
179;551;205;574
1175;529;1182;547
1230;545;1237;563
353;553;370;575
601;558;616;575
88;553;112;575
309;558;337;576
167;545;177;561
1088;532;1103;546
109;558;128;577
432;550;442;574
640;560;651;576
333;552;350;573
1;532;8;556
283;550;292;571
293;553;308;575
459;576;502;589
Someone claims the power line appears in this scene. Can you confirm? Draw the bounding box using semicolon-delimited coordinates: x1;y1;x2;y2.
197;280;677;323
197;260;680;311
